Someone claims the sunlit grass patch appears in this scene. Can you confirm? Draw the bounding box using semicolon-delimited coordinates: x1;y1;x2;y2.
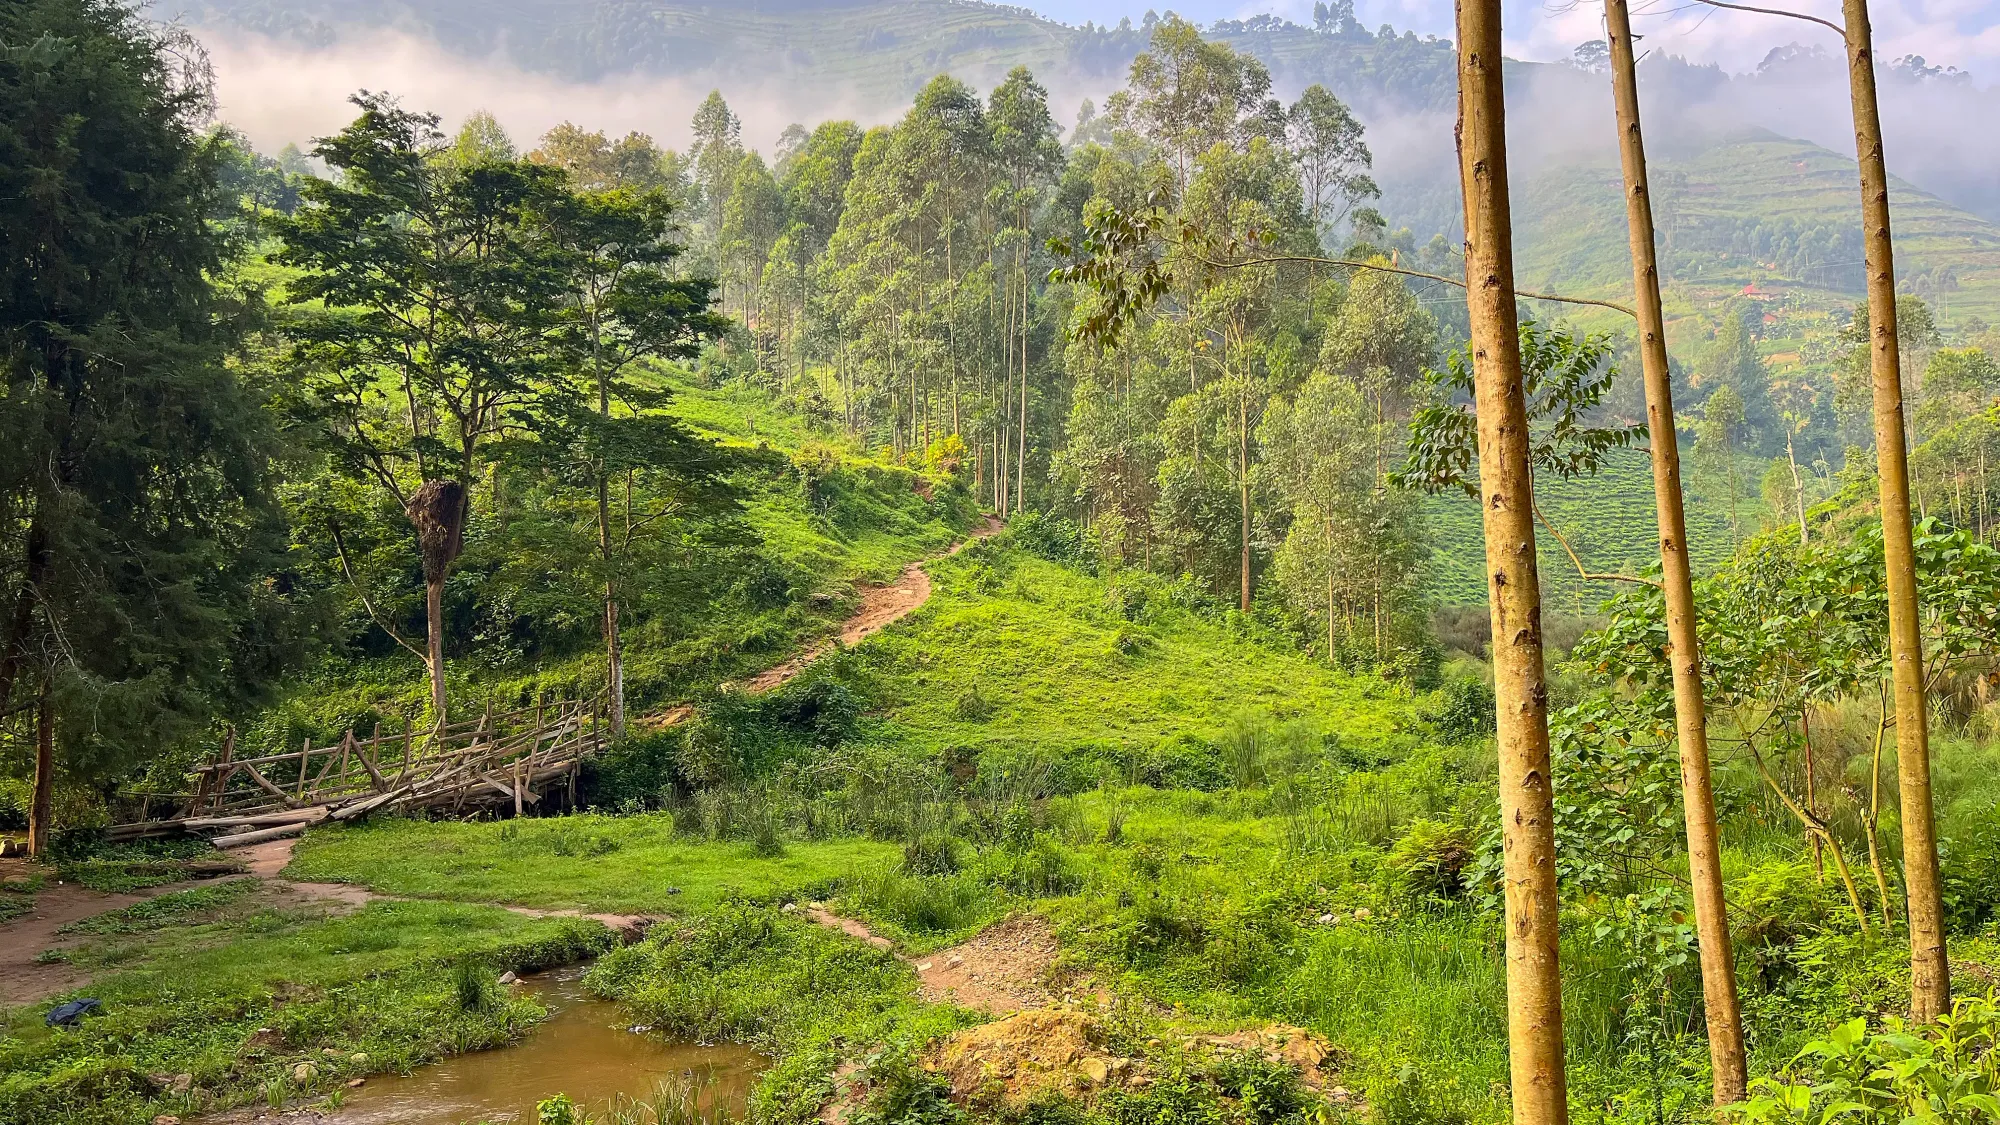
288;814;900;915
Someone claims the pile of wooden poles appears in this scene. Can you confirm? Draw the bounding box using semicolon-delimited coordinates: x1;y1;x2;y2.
108;698;604;847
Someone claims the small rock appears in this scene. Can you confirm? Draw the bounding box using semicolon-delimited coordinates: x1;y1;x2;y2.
152;1116;181;1125
170;1074;193;1095
292;1062;316;1085
665;886;682;895
1332;1086;1350;1100
321;1048;340;1057
347;1079;365;1088
1352;907;1372;921
917;962;934;972
1079;1057;1114;1084
780;902;798;913
945;954;964;969
629;1025;654;1034
1316;913;1336;925
496;971;518;985
348;1053;367;1064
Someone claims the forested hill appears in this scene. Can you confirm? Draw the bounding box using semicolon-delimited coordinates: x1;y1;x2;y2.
189;0;2000;325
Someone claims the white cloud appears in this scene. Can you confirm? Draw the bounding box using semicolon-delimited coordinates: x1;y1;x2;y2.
201;28;896;157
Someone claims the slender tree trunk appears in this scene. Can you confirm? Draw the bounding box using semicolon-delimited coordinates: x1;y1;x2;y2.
1605;10;1748;1094
1457;1;1569;1119
1240;389;1252;613
425;577;447;722
1328;517;1338;664
29;676;53;858
1803;708;1824;879
1842;0;1949;1023
1017;274;1029;513
1787;430;1810;545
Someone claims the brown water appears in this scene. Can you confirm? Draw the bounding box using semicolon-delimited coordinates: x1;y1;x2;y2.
324;966;763;1125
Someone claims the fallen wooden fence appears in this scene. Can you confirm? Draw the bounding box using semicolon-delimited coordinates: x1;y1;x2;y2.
108;697;605;846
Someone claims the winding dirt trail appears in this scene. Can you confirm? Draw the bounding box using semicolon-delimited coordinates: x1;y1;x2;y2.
735;515;1002;696
0;519;1003;1007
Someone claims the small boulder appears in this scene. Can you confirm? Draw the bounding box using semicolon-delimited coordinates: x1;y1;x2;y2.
152;1116;181;1125
347;1079;365;1088
348;1053;367;1065
292;1062;316;1085
496;971;518;985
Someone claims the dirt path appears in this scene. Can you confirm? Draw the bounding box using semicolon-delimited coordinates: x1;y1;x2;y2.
805;905;1060;1015
737;516;1003;695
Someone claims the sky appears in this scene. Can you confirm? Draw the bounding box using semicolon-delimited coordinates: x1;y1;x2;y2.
1017;0;1997;75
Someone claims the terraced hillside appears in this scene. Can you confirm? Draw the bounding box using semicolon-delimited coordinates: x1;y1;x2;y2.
1514;133;2000;328
1422;449;1744;610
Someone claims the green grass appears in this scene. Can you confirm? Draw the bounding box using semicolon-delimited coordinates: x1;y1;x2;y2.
286;814;900;915
829;542;1420;770
0;890;613;1125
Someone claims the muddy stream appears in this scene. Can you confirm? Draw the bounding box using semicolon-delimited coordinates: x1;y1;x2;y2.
317;966;761;1124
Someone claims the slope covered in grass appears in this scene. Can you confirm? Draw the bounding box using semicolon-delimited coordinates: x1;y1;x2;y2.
829;542;1420;774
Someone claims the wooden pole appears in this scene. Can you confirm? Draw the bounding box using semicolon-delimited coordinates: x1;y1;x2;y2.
295;737;311;798
1604;0;1747;1100
1838;0;1949;1023
1455;0;1568;1120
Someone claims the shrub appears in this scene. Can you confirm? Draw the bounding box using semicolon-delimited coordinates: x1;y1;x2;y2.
1385;819;1475;901
1008;511;1091;569
903;832;963;876
1141;735;1230;792
953;686;995;722
1419;676;1495;743
1729;995;2000;1125
1941;817;2000;933
452;961;501;1013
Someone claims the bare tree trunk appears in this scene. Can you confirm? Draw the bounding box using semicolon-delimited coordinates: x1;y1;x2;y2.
1787;430;1810;545
1017;274;1029;514
425;577;447;722
1457;1;1568;1119
1239;389;1252;613
29;676;53;858
1606;10;1746;1093
1842;0;1949;1023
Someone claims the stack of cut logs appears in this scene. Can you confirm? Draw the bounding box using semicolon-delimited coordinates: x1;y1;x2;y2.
108;698;603;847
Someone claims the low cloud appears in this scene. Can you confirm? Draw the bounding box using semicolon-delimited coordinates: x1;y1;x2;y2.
201;28;895;157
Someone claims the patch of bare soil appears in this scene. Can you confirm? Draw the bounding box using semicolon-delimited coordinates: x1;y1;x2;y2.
912;915;1061;1014
928;1009;1123;1108
803;908;1062;1015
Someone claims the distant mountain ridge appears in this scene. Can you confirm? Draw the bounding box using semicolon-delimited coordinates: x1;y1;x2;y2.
188;0;2000;329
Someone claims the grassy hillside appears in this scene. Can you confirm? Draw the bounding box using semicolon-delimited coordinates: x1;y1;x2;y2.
1514;133;2000;330
832;545;1419;771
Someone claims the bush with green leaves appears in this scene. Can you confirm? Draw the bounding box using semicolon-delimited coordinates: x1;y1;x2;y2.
1730;995;2000;1125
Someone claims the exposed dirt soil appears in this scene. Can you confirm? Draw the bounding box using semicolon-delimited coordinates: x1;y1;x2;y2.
804;907;1061;1015
738;516;1002;695
927;1009;1122;1108
0;862;152;1006
911;915;1062;1014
